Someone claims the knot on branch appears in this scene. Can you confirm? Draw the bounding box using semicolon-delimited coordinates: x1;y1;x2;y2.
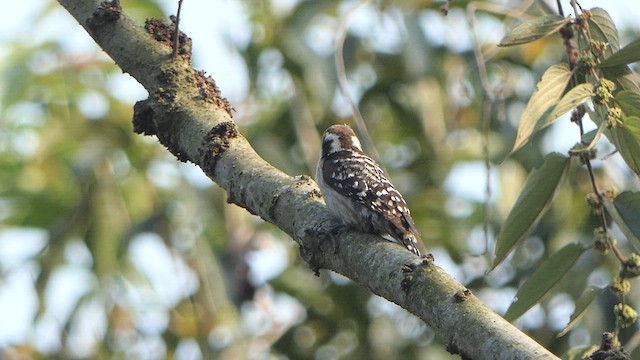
133;100;157;136
199;122;239;174
192;70;234;117
133;95;189;163
300;220;342;276
586;332;631;360
454;288;472;303
401;254;434;291
144;18;192;62
86;0;122;30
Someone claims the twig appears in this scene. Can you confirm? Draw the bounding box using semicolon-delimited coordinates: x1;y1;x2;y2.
172;0;184;58
334;0;381;162
467;0;532;251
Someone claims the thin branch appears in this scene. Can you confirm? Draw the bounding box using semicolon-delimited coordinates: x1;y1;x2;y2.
467;0;532;251
559;1;625;265
172;0;184;58
334;0;382;162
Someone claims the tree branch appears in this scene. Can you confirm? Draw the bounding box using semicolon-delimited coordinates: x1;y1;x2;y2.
56;1;559;358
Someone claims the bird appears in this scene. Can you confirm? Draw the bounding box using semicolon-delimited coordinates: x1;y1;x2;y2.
315;124;423;256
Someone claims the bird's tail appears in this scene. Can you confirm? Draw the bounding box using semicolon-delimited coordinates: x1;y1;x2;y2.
403;233;423;256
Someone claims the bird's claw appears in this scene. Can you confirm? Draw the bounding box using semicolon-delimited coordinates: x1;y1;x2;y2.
300;223;347;276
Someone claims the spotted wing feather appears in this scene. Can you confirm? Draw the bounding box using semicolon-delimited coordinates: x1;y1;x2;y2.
322;151;418;236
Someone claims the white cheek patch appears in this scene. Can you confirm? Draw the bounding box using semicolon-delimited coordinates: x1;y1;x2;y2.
350;135;362;151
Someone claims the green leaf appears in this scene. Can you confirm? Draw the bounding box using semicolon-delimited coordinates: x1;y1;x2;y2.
588;102;640;170
493;153;570;268
562;345;599;360
511;64;572;153
587;8;620;54
504;243;587;321
602;67;640;93
499;15;571;47
614;192;640;238
538;83;594;129
557;286;605;337
581;129;598;144
599;37;640;68
604;191;640;251
609;116;640;175
586;8;640;92
615;90;640;117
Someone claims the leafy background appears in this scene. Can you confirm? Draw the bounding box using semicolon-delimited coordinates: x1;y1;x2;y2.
1;0;640;359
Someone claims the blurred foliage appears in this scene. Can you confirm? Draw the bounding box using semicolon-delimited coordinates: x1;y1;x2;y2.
1;0;640;359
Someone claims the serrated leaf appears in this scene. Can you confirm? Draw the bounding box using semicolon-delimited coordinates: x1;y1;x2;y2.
499;15;571;47
504;243;587;321
512;64;572;153
597;86;640;166
493;153;570;269
587;8;620;54
614;192;640;237
557;286;604;337
586;8;640;92
588;104;640;169
605;68;640;92
603;191;640;251
539;83;594;129
599;37;640;68
609;116;640;175
615;90;640;117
